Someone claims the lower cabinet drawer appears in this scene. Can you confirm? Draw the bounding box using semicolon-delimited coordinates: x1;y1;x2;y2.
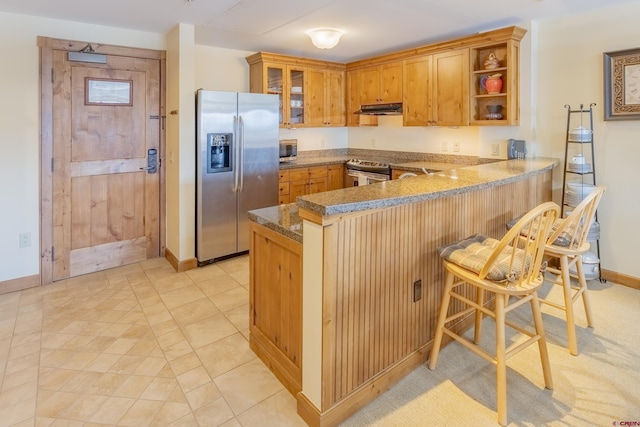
279;181;290;196
278;195;290;204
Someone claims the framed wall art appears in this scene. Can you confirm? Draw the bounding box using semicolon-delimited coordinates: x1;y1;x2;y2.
604;48;640;120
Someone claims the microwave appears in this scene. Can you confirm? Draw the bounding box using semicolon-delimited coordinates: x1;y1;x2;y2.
279;139;297;162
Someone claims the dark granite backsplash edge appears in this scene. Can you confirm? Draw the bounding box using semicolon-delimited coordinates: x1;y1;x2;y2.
296;148;499;165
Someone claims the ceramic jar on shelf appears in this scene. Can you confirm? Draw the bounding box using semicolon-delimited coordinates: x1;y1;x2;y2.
481;73;503;94
483;53;501;69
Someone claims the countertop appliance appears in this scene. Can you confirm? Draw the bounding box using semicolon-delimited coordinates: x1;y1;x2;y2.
507;139;527;159
279;138;297;162
196;89;279;265
345;159;391;186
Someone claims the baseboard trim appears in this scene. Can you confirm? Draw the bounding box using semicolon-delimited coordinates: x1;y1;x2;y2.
164;248;197;272
601;269;640;290
297;343;430;427
0;274;40;295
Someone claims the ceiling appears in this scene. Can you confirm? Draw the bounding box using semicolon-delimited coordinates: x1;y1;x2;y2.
1;0;636;62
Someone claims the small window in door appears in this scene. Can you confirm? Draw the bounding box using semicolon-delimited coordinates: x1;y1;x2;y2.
85;78;133;106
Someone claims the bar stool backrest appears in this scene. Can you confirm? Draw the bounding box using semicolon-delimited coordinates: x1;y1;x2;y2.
479;201;560;288
548;186;606;250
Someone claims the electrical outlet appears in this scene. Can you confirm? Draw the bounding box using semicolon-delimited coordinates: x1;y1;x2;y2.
491;143;499;156
441;141;448;152
371;138;377;147
19;232;31;248
413;279;422;302
453;141;460;152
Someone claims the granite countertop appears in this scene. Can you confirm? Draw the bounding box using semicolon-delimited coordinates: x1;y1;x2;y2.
280;157;461;171
247;203;303;243
388;160;459;173
249;158;558;240
279;156;350;169
296;158;558;217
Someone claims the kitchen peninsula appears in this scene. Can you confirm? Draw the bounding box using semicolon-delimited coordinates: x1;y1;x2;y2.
248;158;557;427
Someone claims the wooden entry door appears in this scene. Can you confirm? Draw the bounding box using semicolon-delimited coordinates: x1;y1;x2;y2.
50;48;161;280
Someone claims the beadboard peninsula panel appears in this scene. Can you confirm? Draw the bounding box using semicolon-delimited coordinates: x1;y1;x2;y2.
309;172;551;421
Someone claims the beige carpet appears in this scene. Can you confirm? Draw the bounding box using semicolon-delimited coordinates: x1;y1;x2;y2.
340;277;640;426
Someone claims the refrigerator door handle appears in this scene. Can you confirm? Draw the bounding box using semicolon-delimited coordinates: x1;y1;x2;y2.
239;116;245;192
233;115;239;192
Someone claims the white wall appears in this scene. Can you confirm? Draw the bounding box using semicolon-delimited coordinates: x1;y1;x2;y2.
195;45;252;93
348;116;481;155
535;3;640;277
165;24;197;261
0;12;164;282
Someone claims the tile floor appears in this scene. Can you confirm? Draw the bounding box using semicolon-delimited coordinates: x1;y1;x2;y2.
0;256;308;426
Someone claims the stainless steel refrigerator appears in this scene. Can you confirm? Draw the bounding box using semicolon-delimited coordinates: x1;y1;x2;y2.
196;90;279;265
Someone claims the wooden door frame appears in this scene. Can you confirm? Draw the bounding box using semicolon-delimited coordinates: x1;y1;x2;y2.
38;36;167;285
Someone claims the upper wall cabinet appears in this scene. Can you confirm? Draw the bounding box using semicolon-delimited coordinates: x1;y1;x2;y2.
247;52;345;128
432;49;470;126
359;61;403;105
306;67;345;127
345;69;378;127
345;61;402;127
402;55;431;126
403;49;469;127
249;26;526;128
469;27;527;126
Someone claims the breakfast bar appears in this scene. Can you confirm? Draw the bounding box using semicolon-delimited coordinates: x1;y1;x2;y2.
248;158;557;427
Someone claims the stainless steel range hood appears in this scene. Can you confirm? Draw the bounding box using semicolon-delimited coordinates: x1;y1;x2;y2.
355;103;403;115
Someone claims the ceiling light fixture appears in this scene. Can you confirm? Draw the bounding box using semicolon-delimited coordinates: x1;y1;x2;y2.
307;28;344;49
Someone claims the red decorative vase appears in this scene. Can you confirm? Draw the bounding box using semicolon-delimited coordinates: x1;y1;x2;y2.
481;74;503;94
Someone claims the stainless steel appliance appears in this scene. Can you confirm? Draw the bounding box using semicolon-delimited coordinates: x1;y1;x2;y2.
279;138;297;162
345;159;391;186
196;90;279;265
354;103;403;115
507;139;527;159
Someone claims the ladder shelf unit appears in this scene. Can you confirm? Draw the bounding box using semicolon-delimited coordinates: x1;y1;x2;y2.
561;103;603;282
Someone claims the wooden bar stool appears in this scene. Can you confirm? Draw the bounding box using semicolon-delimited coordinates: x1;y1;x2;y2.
429;201;560;426
542;185;606;355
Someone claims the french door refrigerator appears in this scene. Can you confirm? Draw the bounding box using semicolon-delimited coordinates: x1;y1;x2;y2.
196;90;279;265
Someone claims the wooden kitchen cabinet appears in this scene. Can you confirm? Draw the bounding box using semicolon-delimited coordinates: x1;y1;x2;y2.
278;170;291;205
247;52;345;129
431;49;470;126
249;222;302;394
327;164;344;190
403;55;432;126
306;67;345;127
346;70;378;127
469;27;526;125
345;61;403;125
402;49;469;126
247;58;305;128
250;26;525;129
359;61;403;105
279;165;330;204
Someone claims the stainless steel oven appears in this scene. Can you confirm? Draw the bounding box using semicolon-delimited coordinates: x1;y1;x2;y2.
345;159;391;186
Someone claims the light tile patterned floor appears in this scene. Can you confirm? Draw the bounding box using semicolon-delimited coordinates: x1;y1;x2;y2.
0;256;307;426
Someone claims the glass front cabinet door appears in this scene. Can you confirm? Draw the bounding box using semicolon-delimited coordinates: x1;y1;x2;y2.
288;67;305;127
264;63;305;128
